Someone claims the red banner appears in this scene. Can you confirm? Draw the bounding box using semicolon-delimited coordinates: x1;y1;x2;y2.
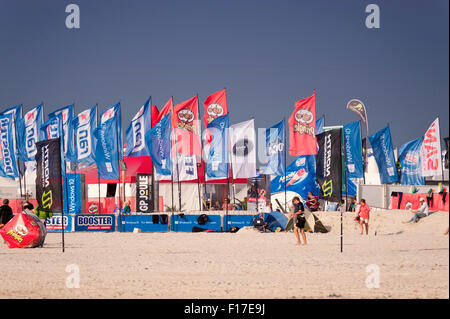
173;96;202;155
288;93;317;155
203;89;228;127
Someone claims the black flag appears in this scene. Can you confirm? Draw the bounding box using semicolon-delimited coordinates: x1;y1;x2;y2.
316;129;343;202
35;138;63;213
444;137;449;170
136;173;154;213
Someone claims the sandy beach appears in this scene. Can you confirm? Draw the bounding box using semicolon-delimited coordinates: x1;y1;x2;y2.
0;209;448;299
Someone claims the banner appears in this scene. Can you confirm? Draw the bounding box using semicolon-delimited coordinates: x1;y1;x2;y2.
398;137;424;185
146;113;172;176
136;173;154;213
316;129;342;202
229;119;256;179
155;154;197;182
343;121;364;179
48;104;74;159
172;96;202;155
72;105;97;164
444;137;449;169
247;174;271;211
35;138;63;214
346;99;368;134
316;116;324;135
126;98;151;157
289;93;317;155
368;126;399;184
0;113;19;179
206;115;229;178
94;103;121;180
263;120;285;176
17;104;44;162
420;118;442;177
0;105;22;163
203;89;228;127
75;214;115;232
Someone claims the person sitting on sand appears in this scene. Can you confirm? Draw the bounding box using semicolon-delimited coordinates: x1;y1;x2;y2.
356;199;370;235
403;197;429;224
289;197;307;245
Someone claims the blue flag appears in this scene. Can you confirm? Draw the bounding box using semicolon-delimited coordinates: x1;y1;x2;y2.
368;126;399;184
343;121;364;179
398;137;424;185
126;98;151;157
206;115;229;178
316;116;325;135
17;104;45;162
0;105;22;160
0;113;19;179
72;106;97;165
146;113;172;176
41;117;60;140
263;120;285;176
48;105;74;160
94;103;121;179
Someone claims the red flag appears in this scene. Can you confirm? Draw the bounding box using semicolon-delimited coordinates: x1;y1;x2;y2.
172;96;202;155
151;105;159;127
203;89;228;127
289;93;317;155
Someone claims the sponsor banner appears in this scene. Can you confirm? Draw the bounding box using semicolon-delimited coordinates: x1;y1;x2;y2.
346;99;368;134
0;105;22;161
0;112;19;179
136;173;154;213
289;93;317;155
420;118;442;177
45;215;74;232
206;115;229;178
247;174;271;211
75;214;115;231
230;119;257;179
48;104;74;159
126;98;151;157
72;105;97;164
65;173;82;214
316;129;342;202
398;137;425;185
120;214;169;232
203;89;228;128
316;116;325;135
343;121;364;179
146;113;172;177
35;138;63;214
172;96;202;156
368;126;399;184
444;137;449;169
17;104;45;162
264;120;285;176
171;214;221;232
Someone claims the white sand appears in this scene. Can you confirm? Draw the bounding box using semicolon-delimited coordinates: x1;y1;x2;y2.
1;210;448;299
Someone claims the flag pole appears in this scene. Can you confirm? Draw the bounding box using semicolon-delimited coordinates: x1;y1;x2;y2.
170;97;182;212
15;104;24;199
195;94;203;211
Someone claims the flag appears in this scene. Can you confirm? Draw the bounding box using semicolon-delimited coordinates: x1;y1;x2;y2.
229;119;256;179
289;93;317;155
17;104;44;162
316;129;343;202
48;105;74;159
151;105;160;127
343;121;364;179
41;117;60;140
0;105;22;161
203;89;228;127
420;118;442;177
172;96;202;155
206;115;229;178
346;99;369;134
368;126;398;184
146;113;172;176
72;105;97;165
0;113;19;179
126;98;151;157
94;103;121;180
398;137;424;185
263;120;285;176
444;137;449;169
316;116;325;135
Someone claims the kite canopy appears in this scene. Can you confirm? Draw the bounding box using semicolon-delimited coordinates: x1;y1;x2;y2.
0;212;46;248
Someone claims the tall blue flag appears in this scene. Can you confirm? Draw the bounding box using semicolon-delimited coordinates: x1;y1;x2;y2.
72;106;97;165
368;126;399;184
0;105;22;161
206;114;229;178
343;121;364;179
263;120;285;176
48;105;74;160
316;116;325;135
126;98;151;157
0;113;19;179
94;103;121;179
17;104;44;162
146;113;172;176
398;137;424;186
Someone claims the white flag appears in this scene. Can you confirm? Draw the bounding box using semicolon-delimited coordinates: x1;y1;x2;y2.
155;154;198;182
420;118;442;177
229;119;257;179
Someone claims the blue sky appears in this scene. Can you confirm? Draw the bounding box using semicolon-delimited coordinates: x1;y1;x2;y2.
0;0;448;162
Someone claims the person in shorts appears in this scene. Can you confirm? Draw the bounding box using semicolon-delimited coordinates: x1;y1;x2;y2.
289;197;307;245
356;198;370;235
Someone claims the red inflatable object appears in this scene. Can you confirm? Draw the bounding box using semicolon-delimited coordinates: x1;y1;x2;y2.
0;212;46;248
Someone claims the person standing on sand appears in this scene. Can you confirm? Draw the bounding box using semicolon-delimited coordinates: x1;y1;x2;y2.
403;197;429;224
289;197;307;245
356;199;370;235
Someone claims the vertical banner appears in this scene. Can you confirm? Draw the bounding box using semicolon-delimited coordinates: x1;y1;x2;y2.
368;126;399;184
289;93;317;155
316;116;325;135
35;138;63;214
136;173;154;213
229;119;257;179
398;137;425;185
316;129;342;202
343;121;364;179
206;115;229;178
0;113;19;179
48;105;74;159
172;96;202;156
203;89;228;127
346;99;368;134
17;104;44;162
420;118;442;177
264;120;285;176
247;174;271;211
126;98;151;157
72;105;97;165
146;113;172;177
444;137;449;169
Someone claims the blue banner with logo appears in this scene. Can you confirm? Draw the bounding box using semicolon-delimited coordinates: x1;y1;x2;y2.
75;214;115;231
343;121;364;179
0;105;22;163
126;98;151;157
17;104;44;162
206;114;229;178
398;137;424;185
368;126;399;184
45;215;74;232
316;116;325;135
64;173;82;214
72;105;97;164
263;120;285;176
146;113;172;176
0;113;19;179
48;104;74;160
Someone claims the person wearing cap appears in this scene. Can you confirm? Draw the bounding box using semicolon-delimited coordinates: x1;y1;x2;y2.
403;197;429;224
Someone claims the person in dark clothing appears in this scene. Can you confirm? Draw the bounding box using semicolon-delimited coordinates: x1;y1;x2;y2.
0;199;14;227
289;197;307;245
